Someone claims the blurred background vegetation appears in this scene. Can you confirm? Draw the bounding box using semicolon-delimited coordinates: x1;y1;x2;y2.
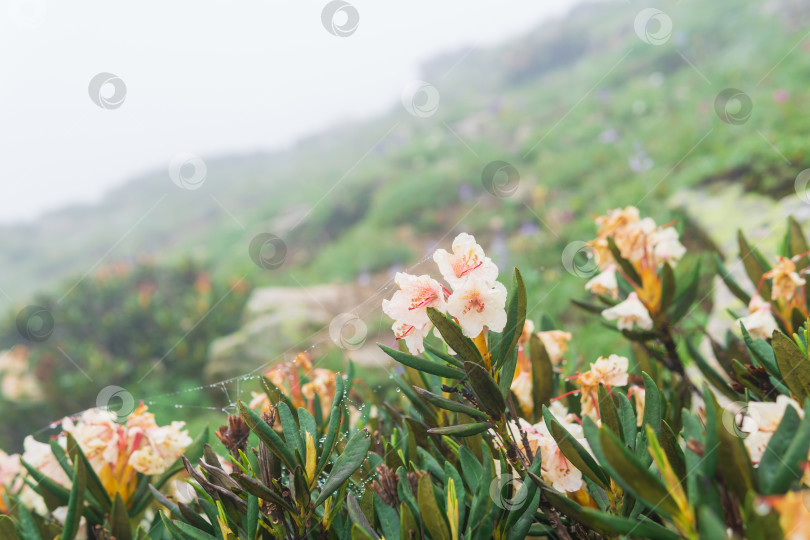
1;0;809;450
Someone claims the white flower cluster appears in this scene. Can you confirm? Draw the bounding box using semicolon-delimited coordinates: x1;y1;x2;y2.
383;233;507;354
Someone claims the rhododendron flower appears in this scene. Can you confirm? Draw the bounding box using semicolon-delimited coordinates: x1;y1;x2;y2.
738;294;778;340
510;371;534;418
601;292;653;331
589;207;685;272
575;354;630;419
61;404;192;501
764;256;806;301
537;330;573;365
258;353;338;416
446;274;507;338
393;320;433;354
22;435;70;487
382;273;448;328
433;233;499;289
651;227;686;263
731;395;803;465
501;405;590;493
585;266;618;299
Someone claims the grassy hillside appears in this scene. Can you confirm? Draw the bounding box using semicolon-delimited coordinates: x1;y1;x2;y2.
3;1;808;302
1;0;810;444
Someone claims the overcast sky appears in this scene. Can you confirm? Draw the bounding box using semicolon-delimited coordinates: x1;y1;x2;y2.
0;0;578;223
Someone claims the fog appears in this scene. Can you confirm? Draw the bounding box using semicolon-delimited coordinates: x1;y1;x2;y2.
0;0;578;223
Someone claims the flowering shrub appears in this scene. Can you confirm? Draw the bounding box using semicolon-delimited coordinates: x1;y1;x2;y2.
4;209;810;538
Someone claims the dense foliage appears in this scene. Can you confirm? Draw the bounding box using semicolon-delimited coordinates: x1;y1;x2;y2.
0;260;251;449
4;210;810;538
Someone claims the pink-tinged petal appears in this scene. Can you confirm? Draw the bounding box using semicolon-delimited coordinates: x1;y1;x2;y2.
446;274;508;337
433;233;499;288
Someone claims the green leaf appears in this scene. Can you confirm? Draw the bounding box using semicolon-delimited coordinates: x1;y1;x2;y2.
772;331;810;400
16;503;42;540
65;432;112;512
378;344;465;379
260;376;297;417
495;268;526;369
607;236;641;285
245;494;259;540
424;344;465;369
277;402;304;466
545;490;681;540
741;323;780;376
759;401;810;494
660;263;676;312
543;406;609;488
498;347;518;399
314;429;371;506
399;502;419;540
317;404;344;477
427;423;492;437
669;259;701;323
237;401;296;470
598;427;681;517
530;335;554;422
347;493;380;540
698;506;727;540
0;516;19;540
642;372;661;438
713;254;752;307
427;307;484;365
413;387;487;419
418;476;450;540
61;452;87;540
109;493;133;540
661;420;686;482
738;231;771;300
458;446;482;492
21;458;71;507
233;474;295;513
464;361;505;418
789;216;809;271
714;399;757;497
598;385;622;441
506;490;541;540
161;514;219;540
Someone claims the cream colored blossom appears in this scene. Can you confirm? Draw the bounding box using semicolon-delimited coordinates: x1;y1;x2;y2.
22;435;71;494
617;217;657;263
537;330;572;365
585;266;618;299
602;292;653;331
0;346;42;402
731;395;803;465
382;273;448;328
651;227;686;263
301;368;338;419
576;355;630;419
510;371;534;418
764;257;806;301
497;404;590;493
62;409;120;471
433;233;499;289
393;320;433;354
446;274;507;338
249;391;271;414
738;294;778;340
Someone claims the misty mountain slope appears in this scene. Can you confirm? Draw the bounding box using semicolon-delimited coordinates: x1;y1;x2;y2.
1;0;808;316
